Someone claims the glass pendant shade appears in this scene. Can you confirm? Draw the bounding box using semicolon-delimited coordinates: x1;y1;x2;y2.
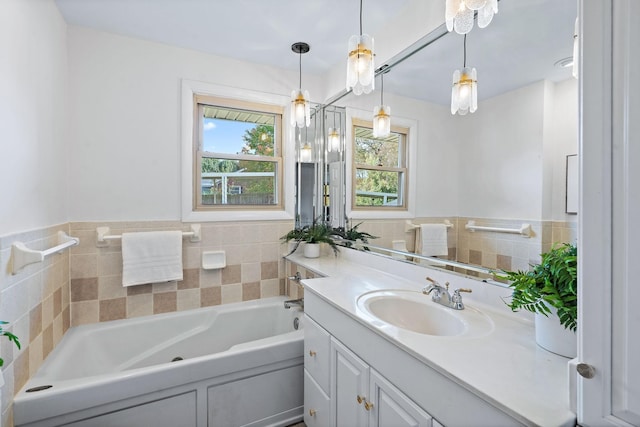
446;0;498;34
346;34;375;95
327;127;340;152
300;142;312;163
451;67;477;115
291;89;310;128
372;105;391;138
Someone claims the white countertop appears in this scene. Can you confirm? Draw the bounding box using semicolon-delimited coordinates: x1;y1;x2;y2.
287;250;576;427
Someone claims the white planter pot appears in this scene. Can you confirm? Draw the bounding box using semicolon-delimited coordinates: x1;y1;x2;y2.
303;243;320;258
535;308;577;358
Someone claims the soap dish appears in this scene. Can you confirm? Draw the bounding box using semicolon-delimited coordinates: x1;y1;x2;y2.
202;250;226;270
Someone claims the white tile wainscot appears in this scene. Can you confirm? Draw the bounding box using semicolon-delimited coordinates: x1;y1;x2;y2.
287;249;576;427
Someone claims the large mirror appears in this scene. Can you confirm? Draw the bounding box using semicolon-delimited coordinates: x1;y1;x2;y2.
299;0;579;278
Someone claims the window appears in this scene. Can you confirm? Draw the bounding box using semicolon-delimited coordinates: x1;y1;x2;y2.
352;119;408;210
194;95;283;210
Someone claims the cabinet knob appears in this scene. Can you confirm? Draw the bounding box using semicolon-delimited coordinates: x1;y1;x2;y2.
577;363;596;379
356;395;364;404
309;350;317;357
309;409;317;417
364;401;374;411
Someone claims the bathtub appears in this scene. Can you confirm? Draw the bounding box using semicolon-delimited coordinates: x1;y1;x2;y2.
14;296;304;427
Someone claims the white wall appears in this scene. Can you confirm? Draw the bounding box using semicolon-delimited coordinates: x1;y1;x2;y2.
0;0;68;236
456;81;546;220
67;27;324;221
548;78;578;221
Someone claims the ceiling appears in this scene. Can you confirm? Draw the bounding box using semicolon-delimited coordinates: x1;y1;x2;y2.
54;0;577;106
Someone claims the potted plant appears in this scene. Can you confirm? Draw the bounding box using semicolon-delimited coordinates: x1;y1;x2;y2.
332;221;378;250
281;221;339;258
0;321;21;373
501;243;577;358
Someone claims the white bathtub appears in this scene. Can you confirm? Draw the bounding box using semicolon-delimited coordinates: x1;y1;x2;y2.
14;296;304;427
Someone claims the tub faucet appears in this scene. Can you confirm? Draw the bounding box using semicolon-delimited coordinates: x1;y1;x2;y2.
284;298;304;309
422;277;472;310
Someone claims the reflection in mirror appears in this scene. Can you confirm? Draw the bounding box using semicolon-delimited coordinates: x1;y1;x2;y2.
295;105;346;228
324;0;579;277
352;123;407;209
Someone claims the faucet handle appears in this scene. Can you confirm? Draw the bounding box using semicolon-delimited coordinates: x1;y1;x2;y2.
453;288;472;295
425;276;437;284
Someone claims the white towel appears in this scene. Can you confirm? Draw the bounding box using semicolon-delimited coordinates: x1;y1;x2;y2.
416;224;448;257
121;231;183;287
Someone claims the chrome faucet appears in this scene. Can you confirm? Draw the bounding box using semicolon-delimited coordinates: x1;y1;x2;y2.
284;298;304;309
422;277;472;310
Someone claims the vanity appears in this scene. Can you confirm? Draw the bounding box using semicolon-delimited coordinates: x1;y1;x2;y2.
286;249;576;427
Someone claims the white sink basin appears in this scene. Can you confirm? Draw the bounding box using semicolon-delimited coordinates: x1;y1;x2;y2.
356;290;494;337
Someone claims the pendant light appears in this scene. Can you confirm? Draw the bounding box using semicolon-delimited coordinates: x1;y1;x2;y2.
451;34;478;116
291;42;311;128
327;127;340;152
445;0;498;35
372;72;391;138
346;0;374;95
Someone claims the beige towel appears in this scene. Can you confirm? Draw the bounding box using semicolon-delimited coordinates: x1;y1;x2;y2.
415;224;448;257
122;231;183;286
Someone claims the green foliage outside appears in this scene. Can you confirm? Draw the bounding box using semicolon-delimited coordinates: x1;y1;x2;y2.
201;124;276;199
501;243;578;331
239;124;275;195
354;131;400;206
0;321;21;367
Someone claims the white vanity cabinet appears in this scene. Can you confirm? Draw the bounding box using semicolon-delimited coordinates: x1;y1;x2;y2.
332;338;433;427
305;313;434;427
304;290;526;427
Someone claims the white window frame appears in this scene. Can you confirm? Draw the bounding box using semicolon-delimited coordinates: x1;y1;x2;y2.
181;79;295;222
346;107;417;220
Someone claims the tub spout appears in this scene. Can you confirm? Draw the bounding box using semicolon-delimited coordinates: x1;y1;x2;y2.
284;298;304;309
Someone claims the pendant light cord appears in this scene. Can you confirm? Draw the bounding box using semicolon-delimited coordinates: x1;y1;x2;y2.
298;51;302;90
359;0;363;36
463;34;467;68
380;73;384;105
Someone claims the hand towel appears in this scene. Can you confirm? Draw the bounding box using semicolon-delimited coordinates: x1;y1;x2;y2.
122;231;183;287
416;224;449;257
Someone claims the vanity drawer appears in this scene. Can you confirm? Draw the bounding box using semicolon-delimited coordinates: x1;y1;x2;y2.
304;314;331;393
304;370;331;427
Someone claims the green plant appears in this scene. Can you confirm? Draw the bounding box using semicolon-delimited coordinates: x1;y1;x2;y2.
332;222;378;250
0;321;21;367
281;221;339;256
501;243;577;331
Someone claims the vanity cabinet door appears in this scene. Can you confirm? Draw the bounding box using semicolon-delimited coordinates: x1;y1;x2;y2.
331;338;370;427
305;370;331;427
305;315;331;394
369;369;432;427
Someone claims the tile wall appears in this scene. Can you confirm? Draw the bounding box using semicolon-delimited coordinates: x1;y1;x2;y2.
68;221;294;327
0;225;71;427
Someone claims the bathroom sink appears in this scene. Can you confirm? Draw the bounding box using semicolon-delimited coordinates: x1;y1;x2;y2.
356;290;493;337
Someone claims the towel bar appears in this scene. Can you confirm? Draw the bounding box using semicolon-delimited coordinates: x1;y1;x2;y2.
464;220;531;237
11;231;79;274
404;219;453;233
96;224;201;246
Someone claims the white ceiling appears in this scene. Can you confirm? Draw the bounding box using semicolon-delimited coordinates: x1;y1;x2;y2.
54;0;577;106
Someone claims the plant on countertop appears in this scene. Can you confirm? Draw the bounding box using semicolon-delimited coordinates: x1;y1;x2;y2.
0;321;21;367
331;221;378;250
500;243;577;331
281;220;339;256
